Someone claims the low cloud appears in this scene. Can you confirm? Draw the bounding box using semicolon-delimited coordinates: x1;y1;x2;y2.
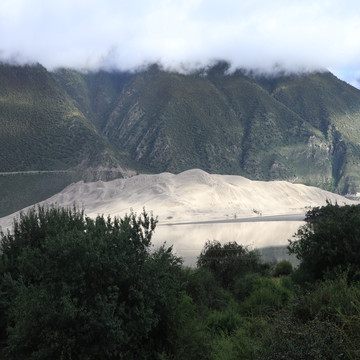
1;0;360;81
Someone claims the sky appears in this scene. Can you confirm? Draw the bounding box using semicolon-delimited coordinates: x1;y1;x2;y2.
1;0;360;86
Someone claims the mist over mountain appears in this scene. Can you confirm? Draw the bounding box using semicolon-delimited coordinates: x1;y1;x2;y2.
1;61;360;216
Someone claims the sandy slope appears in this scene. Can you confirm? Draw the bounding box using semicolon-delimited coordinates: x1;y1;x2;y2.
0;169;357;231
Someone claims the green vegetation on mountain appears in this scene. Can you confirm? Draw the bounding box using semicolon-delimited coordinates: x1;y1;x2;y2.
1;204;360;359
1;61;360;216
256;71;360;193
0;64;142;215
60;62;360;193
0;63;106;172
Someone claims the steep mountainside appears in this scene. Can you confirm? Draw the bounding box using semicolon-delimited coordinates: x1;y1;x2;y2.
0;64;105;171
0;64;137;216
258;71;360;193
1;62;360;216
58;63;360;193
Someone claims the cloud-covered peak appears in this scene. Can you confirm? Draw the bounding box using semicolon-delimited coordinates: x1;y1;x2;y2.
1;0;360;82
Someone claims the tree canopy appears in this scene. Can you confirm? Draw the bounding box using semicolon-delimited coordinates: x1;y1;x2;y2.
288;202;360;283
197;240;263;289
0;206;182;359
2;203;360;359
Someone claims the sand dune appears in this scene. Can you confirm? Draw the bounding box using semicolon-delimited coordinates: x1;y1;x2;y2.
0;169;357;231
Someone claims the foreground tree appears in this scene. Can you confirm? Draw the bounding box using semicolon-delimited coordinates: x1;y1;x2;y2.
0;206;182;359
288;202;360;283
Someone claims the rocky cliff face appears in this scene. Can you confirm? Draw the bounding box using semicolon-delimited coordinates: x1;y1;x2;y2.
61;65;359;194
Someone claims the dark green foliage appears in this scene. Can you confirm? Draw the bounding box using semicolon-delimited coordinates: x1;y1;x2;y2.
292;276;360;327
259;277;360;359
3;205;360;359
288;203;360;283
0;64;109;173
273;260;293;277
206;276;293;359
214;320;267;360
0;206;182;359
233;272;261;302
239;277;292;315
197;240;262;289
180;267;229;311
166;293;211;360
206;300;243;335
259;314;348;360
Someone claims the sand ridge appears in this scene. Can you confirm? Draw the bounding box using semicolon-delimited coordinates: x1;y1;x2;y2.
0;169;358;230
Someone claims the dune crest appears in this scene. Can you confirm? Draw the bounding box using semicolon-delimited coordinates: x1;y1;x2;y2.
0;169;357;231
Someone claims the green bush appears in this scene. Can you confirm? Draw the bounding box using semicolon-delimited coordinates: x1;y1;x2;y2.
233;272;261;302
273;260;293;277
210;317;268;360
289;203;360;283
279;275;294;291
293;276;360;325
210;333;238;360
240;277;292;315
166;293;210;360
259;277;360;359
180;267;229;311
258;314;349;360
0;206;182;359
197;240;262;289
206;300;243;335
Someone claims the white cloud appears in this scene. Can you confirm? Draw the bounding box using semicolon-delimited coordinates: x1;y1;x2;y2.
1;0;360;82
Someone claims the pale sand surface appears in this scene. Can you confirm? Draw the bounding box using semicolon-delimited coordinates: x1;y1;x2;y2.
155;220;304;266
154;221;304;255
0;168;358;231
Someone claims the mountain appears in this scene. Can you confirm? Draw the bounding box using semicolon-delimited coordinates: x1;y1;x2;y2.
0;64;138;216
1;62;360;216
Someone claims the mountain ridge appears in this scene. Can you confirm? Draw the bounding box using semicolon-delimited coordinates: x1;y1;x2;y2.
1;62;360;216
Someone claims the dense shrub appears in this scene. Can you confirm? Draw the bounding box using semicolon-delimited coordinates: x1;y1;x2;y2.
180;267;229;311
166;293;211;360
233;272;261;302
197;240;262;289
259;277;360;359
258;314;349;360
206;300;243;335
273;260;293;277
209;316;268;360
2;203;360;359
240;277;292;315
0;206;182;359
289;203;360;283
292;276;360;325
